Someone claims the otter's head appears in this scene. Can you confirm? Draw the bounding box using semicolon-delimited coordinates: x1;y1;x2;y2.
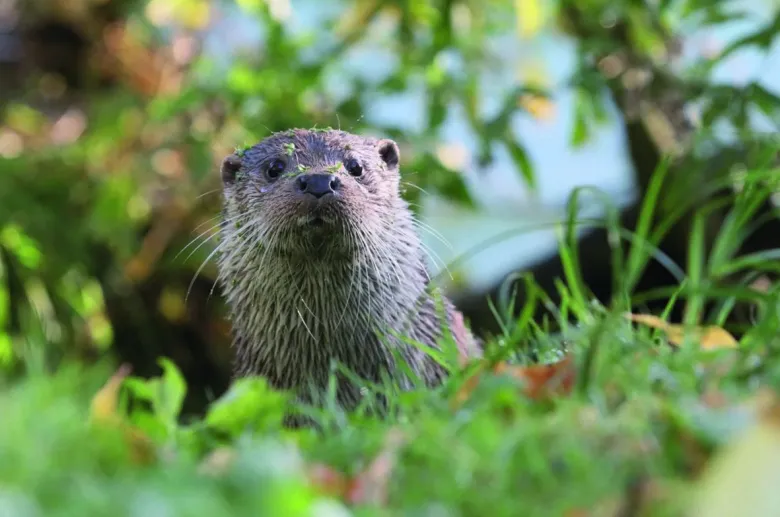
220;129;404;257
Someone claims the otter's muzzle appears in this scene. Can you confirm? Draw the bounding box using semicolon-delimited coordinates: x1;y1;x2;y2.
295;174;341;199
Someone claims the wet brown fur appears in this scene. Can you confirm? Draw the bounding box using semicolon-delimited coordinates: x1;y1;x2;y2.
217;129;480;412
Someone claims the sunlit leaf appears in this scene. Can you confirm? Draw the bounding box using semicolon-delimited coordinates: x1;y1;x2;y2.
1;225;43;269
435;142;470;171
90;364;132;423
4;103;46;135
146;0;212;29
519;93;555;121
235;0;264;15
120;359;187;439
571;102;589;147
0;333;11;367
157;358;187;425
625;313;738;349
515;0;544;38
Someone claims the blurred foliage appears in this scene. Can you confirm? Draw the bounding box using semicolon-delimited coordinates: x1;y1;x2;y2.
1;0;780;407
3;260;780;514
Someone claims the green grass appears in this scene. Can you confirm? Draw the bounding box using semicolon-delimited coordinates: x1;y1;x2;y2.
2;170;780;516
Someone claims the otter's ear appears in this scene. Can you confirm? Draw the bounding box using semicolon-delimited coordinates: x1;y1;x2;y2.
221;154;243;184
377;139;400;170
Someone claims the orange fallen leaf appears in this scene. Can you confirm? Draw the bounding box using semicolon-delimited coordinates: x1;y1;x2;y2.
501;354;576;399
90;364;156;465
625;313;738;349
454;355;576;407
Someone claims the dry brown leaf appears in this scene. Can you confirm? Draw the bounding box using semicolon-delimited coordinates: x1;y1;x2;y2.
90;364;156;465
625;313;738;349
455;355;576;407
503;354;576;399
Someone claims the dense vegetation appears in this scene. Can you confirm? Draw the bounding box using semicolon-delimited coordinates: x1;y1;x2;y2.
4;189;780;514
1;0;780;514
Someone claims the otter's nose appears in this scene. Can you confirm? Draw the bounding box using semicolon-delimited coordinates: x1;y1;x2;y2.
295;173;341;198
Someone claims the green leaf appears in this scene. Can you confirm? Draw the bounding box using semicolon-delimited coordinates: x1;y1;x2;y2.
0;333;12;368
748;83;780;122
205;377;289;437
122;377;156;403
122;359;186;435
156;358;187;425
504;134;535;190
130;410;169;443
705;11;780;71
235;0;264;15
570;102;589;148
427;88;448;130
0;225;43;269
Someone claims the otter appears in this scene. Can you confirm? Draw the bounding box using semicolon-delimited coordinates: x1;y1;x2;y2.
216;128;481;412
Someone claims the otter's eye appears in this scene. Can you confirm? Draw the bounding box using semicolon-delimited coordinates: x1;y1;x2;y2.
344;158;363;177
266;159;286;180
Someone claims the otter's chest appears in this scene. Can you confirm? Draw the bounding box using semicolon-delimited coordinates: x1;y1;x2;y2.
231;260;425;385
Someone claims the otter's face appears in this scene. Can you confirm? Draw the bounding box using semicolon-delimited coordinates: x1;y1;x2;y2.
220;129;402;256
